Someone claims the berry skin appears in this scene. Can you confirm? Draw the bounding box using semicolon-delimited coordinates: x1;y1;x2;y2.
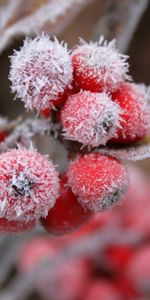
71;37;129;93
41;175;92;235
110;82;150;144
9;35;73;111
67;153;129;213
61;91;122;147
0;147;59;224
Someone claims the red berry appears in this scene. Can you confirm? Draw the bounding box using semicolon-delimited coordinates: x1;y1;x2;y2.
9;35;73;111
18;237;57;272
40;108;51;118
46;259;89;300
104;244;134;273
61;91;122;147
0;147;59;224
0;131;7;142
67;153;129;213
71;37;129;93
110;82;150;144
41;175;92;235
84;280;121;300
126;245;150;294
117;166;150;237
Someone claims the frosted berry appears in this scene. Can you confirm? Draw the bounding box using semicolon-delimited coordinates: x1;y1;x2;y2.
41;175;92;235
9;34;73;111
110;82;150;144
67;153;129;213
71;37;129;93
61;91;122;147
0;147;59;224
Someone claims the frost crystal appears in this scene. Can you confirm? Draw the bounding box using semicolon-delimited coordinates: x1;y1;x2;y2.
98;143;150;161
9;34;73;111
72;36;130;91
0;147;59;223
61;91;122;147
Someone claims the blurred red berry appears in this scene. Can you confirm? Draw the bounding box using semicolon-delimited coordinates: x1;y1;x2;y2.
126;245;150;294
84;280;121;300
18;237;57;272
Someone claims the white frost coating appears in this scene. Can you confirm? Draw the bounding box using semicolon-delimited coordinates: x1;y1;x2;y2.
97;143;150;161
0;147;60;223
62;91;123;147
72;36;131;90
9;34;73;111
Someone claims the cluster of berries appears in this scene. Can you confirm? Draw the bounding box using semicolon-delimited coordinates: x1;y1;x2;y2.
17;167;150;300
0;34;149;233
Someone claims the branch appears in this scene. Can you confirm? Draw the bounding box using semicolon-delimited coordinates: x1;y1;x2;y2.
94;0;148;52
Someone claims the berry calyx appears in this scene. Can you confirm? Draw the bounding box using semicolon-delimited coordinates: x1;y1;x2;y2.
110;82;150;144
71;37;129;93
41;175;92;235
61;91;122;147
9;34;73;111
67;153;129;213
0;147;59;224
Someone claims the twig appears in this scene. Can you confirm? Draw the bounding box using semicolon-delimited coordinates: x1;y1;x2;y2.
94;0;148;52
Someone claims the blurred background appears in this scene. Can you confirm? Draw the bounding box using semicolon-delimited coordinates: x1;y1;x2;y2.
0;1;150;300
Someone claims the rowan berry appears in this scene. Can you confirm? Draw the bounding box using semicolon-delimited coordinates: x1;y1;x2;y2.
61;91;122;147
18;237;57;272
71;37;129;93
126;245;150;294
41;175;92;235
0;131;7;142
84;280;121;300
0;147;59;225
67;153;129;213
110;82;150;144
9;34;73;111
